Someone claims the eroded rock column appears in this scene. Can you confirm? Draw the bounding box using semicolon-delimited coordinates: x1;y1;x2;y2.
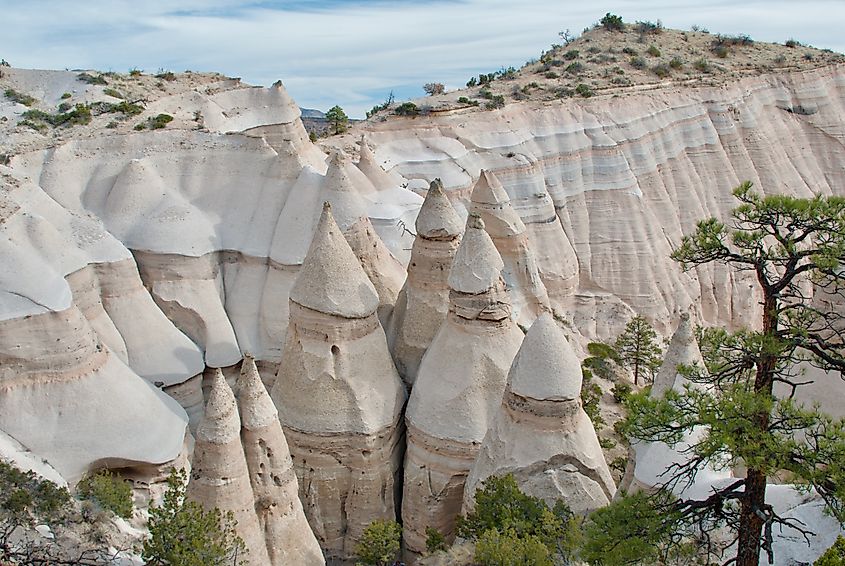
470;170;550;325
237;354;325;566
463;313;616;513
271;203;406;561
402;213;525;554
387;179;463;387
187;369;270;566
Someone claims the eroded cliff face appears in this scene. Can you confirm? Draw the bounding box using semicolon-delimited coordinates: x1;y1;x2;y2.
359;64;845;337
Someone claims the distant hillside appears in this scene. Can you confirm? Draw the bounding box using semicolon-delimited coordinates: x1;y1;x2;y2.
362;18;845;119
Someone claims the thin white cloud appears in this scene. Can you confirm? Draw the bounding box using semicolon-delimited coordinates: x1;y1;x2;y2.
1;0;843;117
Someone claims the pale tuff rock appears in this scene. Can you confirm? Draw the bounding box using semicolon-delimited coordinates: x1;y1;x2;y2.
289;203;380;319
272;205;406;560
620;313;731;498
469;170;550;324
0;304;188;482
403;213;524;554
187;369;270;566
463;313;616;514
387;179;463;387
296;154;405;324
236;355;325;566
447;213;505;295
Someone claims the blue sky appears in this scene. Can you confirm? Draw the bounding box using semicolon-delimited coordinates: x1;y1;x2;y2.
2;1;844;117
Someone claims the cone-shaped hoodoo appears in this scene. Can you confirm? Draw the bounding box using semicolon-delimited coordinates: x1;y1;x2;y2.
387;179;463;387
272;204;406;561
237;355;325;565
402;212;524;555
469;170;550;324
187;369;270;566
463;313;616;513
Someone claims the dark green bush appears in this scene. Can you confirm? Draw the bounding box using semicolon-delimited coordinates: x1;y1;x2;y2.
565;62;584;74
57;102;71;112
129;68;142;77
630;56;647;69
669;57;684;69
652;63;671;78
394;102;419;116
425;526;447;554
693;58;711;72
612;382;633;403
77;72;108;85
544;71;559;79
563;50;580;60
77;469;133;519
485;95;505;109
155;70;176;81
635;20;663;35
475;529;552;566
103;88;123;99
355;519;401;565
712;45;729;58
622;47;638;56
646;45;661;57
60;92;71;99
4;88;36;106
785;38;801;48
149;113;174;129
600;12;624;32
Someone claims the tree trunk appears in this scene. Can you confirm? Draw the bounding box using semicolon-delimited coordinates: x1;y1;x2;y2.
736;468;767;566
736;286;777;566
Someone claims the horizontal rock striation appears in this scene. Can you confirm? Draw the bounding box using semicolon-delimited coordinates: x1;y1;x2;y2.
363;65;845;336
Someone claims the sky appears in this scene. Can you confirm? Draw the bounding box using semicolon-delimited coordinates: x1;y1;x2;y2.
2;0;845;117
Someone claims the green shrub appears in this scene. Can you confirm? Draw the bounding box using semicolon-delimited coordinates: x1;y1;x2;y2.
600;12;624;32
564;62;583;74
77;469;133;519
22;104;92;127
563;50;580;60
77;72;108;85
712;45;729;58
544;71;559;79
143;468;246;566
630;56;646;69
785;38;801;48
18;119;47;132
611;382;633;403
652;63;671;78
0;460;71;524
693;58;711;72
103;88;124;99
646;45;661;57
475;529;552;566
588;46;601;54
485;94;505;109
134;123;146;130
149;113;173;129
457;96;479;106
129;68;142;77
635;20;663;35
574;83;594;98
669;57;684;69
60;92;72;99
4;88;36;106
580;367;604;429
816;535;845;565
622;47;638;56
355;519;401;565
57;102;71;112
108;100;143;115
155;70;176;81
425;526;447;554
394;102;419;116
